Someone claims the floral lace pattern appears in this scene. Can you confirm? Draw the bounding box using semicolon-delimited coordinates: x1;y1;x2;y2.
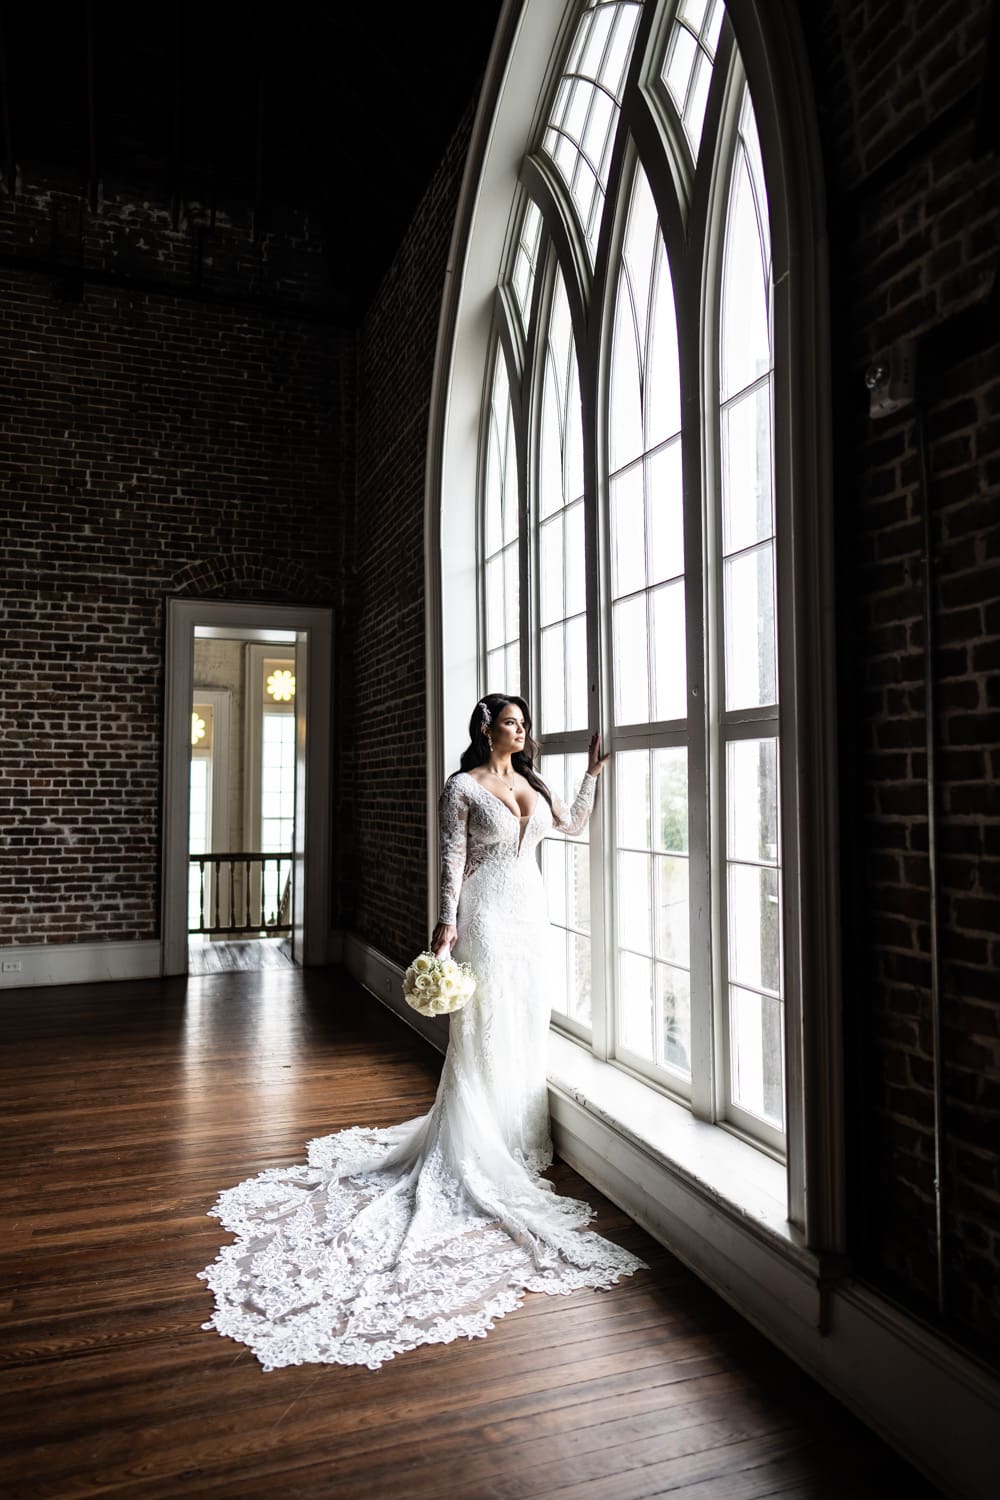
199;770;643;1371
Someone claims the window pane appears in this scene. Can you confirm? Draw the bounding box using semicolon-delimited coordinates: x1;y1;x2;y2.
609;275;643;473
539;363;563;519
616;749;650;850
646;441;684;584
684;48;712;151
680;0;708;30
503;543;519;641
610;464;645;598
644;254;681;448
613;594;650;725
730;985;785;1128
619;950;654;1061
568;931;593;1028
618;849;652;955
721;147;771;401
503;644;520;696
486;647;504;691
565;499;586;617
540;514;564;627
568;841;591;933
663;25;697;114
722;380;773;555
650;580;687;721
565;358;585;504
728;863;781;993
724;541;776;710
655;854;689;967
565;612;589;731
542;839;567;927
485;553;503;646
653;747;688;854
541;624;566;734
659;963;692;1077
728;738;779;864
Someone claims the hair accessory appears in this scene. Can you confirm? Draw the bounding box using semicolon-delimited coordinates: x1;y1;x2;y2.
477;699;492;728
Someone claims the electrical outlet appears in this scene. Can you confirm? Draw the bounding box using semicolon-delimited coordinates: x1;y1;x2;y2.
2;959;23;973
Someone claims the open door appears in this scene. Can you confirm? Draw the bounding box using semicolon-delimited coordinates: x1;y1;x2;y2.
163;600;332;975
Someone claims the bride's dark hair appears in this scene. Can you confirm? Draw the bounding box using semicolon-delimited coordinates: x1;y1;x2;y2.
459;693;553;809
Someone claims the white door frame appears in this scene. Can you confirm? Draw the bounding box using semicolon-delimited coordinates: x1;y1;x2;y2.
163;599;333;974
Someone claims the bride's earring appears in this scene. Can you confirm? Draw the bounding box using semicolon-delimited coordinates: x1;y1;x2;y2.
485;731;493;750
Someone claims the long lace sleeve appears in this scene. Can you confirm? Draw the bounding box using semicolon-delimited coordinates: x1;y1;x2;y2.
437;776;470;924
551;773;597;836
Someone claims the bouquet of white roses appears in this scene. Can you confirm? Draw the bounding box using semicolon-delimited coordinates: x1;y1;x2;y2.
402;950;477;1017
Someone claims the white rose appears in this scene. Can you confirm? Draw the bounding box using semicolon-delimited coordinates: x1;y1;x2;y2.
441;959;458;978
414;975;431;993
414;954;433;974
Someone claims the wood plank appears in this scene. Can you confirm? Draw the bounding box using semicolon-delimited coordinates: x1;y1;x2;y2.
0;968;943;1499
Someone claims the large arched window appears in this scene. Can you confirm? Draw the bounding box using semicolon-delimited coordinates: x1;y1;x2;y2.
432;0;839;1247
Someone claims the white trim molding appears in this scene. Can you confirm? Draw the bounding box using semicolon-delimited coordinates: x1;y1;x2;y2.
0;940;161;990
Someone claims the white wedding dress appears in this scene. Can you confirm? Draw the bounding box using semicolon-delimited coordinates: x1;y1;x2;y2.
199;771;644;1370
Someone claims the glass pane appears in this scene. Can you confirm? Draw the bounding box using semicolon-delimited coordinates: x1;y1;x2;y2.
569;930;593;1028
568;841;591;933
609;275;643;473
646;441;683;584
565;612;589;731
613;594;650;725
644;251;681;447
541;750;569;807
623;171;659;354
705;0;725;53
503;543;519;641
541;625;566;735
486;647;504;691
650;580;687;721
728;863;781;993
540;513;564;627
582;87;615;181
616;749;650;850
565;350;585;503
655;854;689;967
680;0;708;29
618;850;652;955
602;3;641;98
722;380;773;555
730;985;785;1128
619;950;654;1061
485;554;503;648
580;4;615;79
539;362;563;519
684;47;712;152
654;747;689;854
543;839;567;926
724;541;776;710
663;26;697;115
502;409;518;545
565;499;586;617
659;963;692;1076
484;415;502;558
610;464;645;598
503;643;520;696
740;94;770;270
721;146;771;401
728;738;779;864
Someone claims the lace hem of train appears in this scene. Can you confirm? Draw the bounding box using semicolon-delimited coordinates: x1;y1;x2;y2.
198;1125;645;1372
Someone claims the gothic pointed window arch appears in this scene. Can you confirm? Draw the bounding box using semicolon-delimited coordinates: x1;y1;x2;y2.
433;0;840;1243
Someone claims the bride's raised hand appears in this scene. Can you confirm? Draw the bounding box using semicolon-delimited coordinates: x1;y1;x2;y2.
430;921;457;959
587;732;610;777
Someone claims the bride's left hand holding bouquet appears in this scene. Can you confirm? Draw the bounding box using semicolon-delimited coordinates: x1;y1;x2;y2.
402;951;477;1017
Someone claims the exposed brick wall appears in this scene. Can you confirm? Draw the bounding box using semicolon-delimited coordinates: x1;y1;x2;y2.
801;0;999;1353
0;174;353;945
340;109;475;962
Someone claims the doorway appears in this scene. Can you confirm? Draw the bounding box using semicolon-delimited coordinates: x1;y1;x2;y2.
162;600;333;976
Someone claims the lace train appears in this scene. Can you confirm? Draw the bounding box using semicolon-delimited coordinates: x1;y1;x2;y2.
198;771;645;1370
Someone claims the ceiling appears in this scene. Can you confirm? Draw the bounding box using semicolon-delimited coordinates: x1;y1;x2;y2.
0;0;505;317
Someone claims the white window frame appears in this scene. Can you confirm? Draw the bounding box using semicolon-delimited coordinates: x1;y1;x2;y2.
427;0;841;1254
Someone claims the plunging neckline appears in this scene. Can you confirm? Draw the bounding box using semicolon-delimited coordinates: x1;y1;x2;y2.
462;772;537;850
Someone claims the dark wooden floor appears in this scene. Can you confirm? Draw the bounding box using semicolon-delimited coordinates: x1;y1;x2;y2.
1;967;942;1500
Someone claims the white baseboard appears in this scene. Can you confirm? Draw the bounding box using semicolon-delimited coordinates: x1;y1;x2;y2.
339;931;998;1500
0;940;162;989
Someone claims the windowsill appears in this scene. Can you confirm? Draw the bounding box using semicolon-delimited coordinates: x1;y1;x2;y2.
547;1029;803;1256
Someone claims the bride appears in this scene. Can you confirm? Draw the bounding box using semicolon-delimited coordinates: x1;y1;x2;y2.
199;693;644;1370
